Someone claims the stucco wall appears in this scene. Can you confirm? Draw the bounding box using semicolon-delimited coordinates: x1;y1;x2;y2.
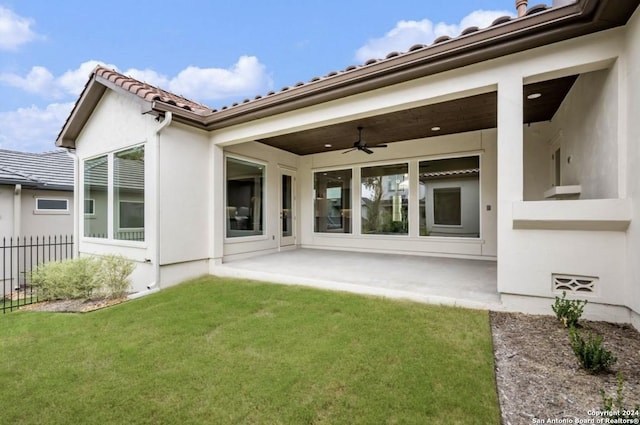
523;67;619;201
0;186;15;237
624;7;640;324
158;123;211;266
21;189;74;237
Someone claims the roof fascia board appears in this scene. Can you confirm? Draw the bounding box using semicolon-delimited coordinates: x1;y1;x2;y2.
56;77;106;148
200;0;633;130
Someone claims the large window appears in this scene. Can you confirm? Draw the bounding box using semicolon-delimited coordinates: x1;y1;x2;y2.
82;146;145;242
419;156;479;238
361;163;408;235
314;169;352;233
84;155;108;238
226;157;264;238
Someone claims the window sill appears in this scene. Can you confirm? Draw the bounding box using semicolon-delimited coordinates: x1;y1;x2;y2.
512;198;631;231
543;185;581;199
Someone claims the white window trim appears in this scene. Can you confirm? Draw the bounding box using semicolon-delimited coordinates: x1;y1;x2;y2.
80;143;146;244
34;197;69;215
224;154;269;242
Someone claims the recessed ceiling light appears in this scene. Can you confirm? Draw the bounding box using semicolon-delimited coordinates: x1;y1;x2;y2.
527;93;542;100
324;144;332;148
431;126;441;131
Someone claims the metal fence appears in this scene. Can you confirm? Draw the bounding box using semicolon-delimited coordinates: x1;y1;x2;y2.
1;235;74;313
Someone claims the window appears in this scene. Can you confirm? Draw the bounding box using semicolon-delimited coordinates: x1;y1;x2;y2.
433;188;461;225
361;163;408;235
35;198;68;212
82;146;145;242
84;199;95;215
314;169;352;233
419;156;479;238
84;155;108;238
114;146;145;241
226;157;264;238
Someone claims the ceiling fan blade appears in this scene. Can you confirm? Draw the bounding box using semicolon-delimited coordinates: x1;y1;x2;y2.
370;144;387;148
362;147;374;154
342;148;357;154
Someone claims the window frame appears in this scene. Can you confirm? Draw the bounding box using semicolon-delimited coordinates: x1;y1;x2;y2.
313;167;353;234
224;154;268;242
34;197;69;214
81;144;145;244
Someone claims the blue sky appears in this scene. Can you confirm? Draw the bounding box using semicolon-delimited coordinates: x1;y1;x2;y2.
0;0;520;152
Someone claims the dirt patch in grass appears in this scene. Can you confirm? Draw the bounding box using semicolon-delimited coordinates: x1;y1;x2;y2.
491;311;640;425
21;297;128;312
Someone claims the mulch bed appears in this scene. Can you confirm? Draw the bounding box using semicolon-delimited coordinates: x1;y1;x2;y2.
491;311;640;425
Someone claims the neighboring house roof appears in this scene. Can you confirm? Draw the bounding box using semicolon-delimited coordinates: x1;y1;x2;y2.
56;0;639;151
0;150;74;191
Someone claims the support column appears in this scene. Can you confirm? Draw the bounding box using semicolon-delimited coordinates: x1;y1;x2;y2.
496;75;523;293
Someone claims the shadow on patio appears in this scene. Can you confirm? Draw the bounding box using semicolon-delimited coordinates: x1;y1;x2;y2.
212;248;500;310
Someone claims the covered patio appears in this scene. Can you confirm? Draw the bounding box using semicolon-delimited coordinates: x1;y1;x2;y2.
212;249;499;310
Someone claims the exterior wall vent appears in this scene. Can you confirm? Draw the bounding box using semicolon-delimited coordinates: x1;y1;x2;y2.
552;274;598;294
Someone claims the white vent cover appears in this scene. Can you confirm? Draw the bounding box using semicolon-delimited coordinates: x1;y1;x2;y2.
552;274;598;294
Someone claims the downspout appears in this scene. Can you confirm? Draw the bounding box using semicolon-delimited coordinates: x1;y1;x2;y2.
130;111;172;299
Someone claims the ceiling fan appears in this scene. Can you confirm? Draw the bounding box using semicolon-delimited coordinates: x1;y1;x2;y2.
342;126;387;154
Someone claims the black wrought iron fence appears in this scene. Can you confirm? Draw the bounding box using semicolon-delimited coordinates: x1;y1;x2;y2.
1;235;74;313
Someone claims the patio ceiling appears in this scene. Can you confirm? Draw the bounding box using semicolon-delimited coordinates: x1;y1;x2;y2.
257;75;577;156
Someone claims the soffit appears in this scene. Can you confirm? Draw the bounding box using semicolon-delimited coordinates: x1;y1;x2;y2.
256;75;577;156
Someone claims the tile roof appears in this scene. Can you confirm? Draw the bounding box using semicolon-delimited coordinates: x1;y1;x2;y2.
87;4;553;116
94;67;213;115
0;150;74;191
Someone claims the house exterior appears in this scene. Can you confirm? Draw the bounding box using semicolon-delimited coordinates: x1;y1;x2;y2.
0;150;74;238
57;0;640;328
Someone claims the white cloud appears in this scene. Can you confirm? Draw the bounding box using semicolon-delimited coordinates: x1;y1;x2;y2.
0;56;273;103
0;102;74;152
168;56;273;100
0;6;41;50
355;9;515;62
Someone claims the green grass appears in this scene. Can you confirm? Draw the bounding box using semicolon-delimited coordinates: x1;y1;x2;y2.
0;276;500;424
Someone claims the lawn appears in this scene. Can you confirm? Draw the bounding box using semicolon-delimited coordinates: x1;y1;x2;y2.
0;276;500;424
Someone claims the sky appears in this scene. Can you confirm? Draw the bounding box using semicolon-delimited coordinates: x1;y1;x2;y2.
0;0;522;153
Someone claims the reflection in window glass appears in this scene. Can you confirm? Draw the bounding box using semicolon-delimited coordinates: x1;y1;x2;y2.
114;146;145;241
314;169;352;233
419;156;479;238
361;164;408;235
226;157;264;238
84;155;108;238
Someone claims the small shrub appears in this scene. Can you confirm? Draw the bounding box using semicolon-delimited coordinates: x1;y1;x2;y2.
95;255;134;299
552;291;587;328
601;373;640;419
31;257;100;300
569;327;617;374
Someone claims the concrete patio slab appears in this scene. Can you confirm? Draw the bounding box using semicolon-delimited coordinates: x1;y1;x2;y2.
211;248;500;310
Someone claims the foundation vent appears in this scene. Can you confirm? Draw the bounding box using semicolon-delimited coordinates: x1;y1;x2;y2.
552;274;598;294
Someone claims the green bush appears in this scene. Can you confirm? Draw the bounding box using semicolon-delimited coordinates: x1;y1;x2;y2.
95;255;135;299
569;327;617;374
601;373;640;419
552;291;587;328
31;257;100;300
30;255;134;301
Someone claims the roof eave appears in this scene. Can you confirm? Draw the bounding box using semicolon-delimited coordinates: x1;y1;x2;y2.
200;0;637;130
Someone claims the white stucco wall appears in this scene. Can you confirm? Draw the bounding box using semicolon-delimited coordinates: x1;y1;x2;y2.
21;189;74;237
158;123;210;267
498;26;632;321
624;7;640;326
0;187;15;238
